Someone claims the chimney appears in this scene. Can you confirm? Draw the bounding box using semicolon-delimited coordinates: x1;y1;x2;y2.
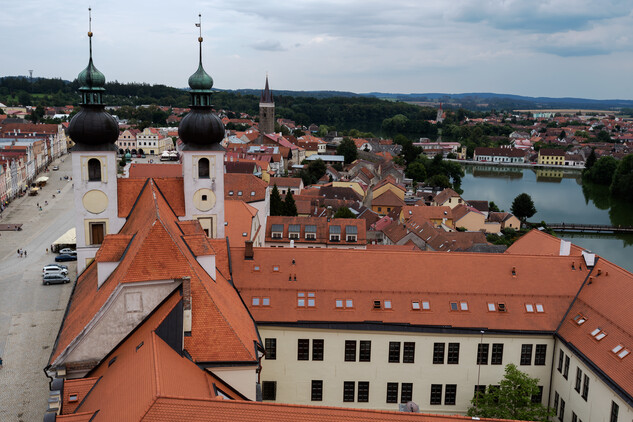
182;277;192;335
245;240;254;259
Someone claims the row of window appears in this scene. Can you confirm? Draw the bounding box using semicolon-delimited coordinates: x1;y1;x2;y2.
262;381;544;406
270;224;358;242
227;190;257;197
265;338;547;366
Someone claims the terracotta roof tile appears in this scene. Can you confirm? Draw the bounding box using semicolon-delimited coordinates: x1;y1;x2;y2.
372;189;405;207
225;174;267;203
505;229;584;256
128;163;183;178
61;377;99;414
433;188;461;205
225;201;258;247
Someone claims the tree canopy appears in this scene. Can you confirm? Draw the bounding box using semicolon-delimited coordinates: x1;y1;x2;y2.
610;154;633;200
270;184;283;216
467;364;554;421
283;190;298;216
299;159;327;186
510;193;536;223
333;207;355;219
584;156;618;185
337;138;358;164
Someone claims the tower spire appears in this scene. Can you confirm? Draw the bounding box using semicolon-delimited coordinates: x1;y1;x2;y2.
196;13;202;65
88;7;93;59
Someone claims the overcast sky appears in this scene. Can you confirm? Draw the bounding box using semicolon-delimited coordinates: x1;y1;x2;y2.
2;0;633;99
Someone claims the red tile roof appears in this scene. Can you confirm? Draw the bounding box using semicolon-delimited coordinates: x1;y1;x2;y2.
225;200;258;247
225;174;267;203
232;246;588;332
128;163;183;178
505;229;584;256
266;216;366;246
117;178;185;217
372;189;405;207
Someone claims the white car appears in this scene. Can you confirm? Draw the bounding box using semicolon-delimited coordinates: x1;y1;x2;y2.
58;248;76;255
43;265;69;276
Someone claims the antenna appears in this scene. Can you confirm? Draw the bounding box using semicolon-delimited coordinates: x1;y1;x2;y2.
195;13;203;63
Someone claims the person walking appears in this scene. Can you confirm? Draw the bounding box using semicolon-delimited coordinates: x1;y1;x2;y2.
24;250;27;257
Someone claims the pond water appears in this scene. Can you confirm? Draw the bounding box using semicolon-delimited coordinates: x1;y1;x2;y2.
460;164;633;272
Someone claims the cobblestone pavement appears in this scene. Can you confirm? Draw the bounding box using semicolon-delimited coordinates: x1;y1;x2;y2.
0;156;75;422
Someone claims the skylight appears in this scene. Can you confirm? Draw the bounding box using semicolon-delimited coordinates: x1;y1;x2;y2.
346;299;353;308
536;304;544;313
252;297;260;306
450;302;458;311
618;349;630;359
612;345;623;353
262;297;270;306
526;304;534;313
422;301;430;310
412;301;420;310
460;302;468;311
384;300;392;309
591;328;601;336
488;303;496;312
573;314;587;325
336;299;343;308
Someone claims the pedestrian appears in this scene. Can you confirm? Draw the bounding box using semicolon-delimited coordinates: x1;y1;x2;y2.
17;249;20;257
24;250;27;257
46;248;49;254
37;202;39;207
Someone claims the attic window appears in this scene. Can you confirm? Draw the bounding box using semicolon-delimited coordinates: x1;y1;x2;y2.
412;301;421;310
253;265;260;272
229;190;234;196
450;302;458;311
136;341;144;352
591;328;607;340
373;300;382;309
297;292;305;307
201;194;208;201
422;301;430;310
251;191;256;196
252;297;261;306
536;304;544;313
68;394;78;403
238;191;243;196
612;345;630;359
272;266;279;272
573;314;587;325
346;299;353;308
262;297;270;306
498;303;507;312
384;300;392;309
307;292;316;307
336;299;343;308
460;302;468;311
526;304;534;313
488;303;496;312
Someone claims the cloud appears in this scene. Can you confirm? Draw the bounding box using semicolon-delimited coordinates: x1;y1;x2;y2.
249;39;285;51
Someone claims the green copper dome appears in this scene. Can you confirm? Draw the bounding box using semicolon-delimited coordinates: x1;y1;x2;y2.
78;57;106;90
188;62;213;92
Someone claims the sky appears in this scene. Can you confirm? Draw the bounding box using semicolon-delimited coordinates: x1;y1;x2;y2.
2;0;633;99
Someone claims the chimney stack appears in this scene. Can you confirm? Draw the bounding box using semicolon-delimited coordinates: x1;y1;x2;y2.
245;240;254;259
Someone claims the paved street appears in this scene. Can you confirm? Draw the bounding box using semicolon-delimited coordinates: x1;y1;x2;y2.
0;156;75;422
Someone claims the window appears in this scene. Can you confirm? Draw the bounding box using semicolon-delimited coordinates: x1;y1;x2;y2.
311;380;323;401
262;297;270;306
445;384;457;405
491;343;504;365
329;225;341;242
535;344;547;365
89;222;105;245
345;340;357;362
554;391;559;414
526;303;534;312
422;301;430;310
384;300;392;309
412;301;420;310
447;343;460;364
612;344;630;359
336;299;354;309
573;313;587;325
68;394;78;402
536;303;544;313
343;381;355;402
403;342;415;363
265;338;276;360
201;194;207;201
271;224;283;239
477;343;489;365
307;292;315;307
389;342;401;363
262;381;276;400
531;386;543;404
252;297;260;306
488;303;496;311
198;157;210;179
345;299;353;308
289;224;300;240
430;384;442;405
582;375;589;400
312;339;324;361
564;355;570;379
450;302;458;311
460;301;468;311
575;367;582;392
558;350;564;372
359;340;371;362
358;381;369;402
474;385;486;401
88;158;102;181
401;383;413;403
298;339;309;360
559;398;565;421
345;225;358;242
610;401;619;422
520;344;533;365
297;292;305;307
433;343;445;364
572;412;578;422
386;382;398;403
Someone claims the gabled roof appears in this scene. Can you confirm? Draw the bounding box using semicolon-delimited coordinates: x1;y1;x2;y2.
225;201;258;247
451;203;484;222
118;178;185;217
50;179;260;368
128;163;183;178
372;189;405;207
433;188;461;205
505;229;584;256
402;205;452;222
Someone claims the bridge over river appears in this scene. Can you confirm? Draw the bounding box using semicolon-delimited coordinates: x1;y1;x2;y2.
546;223;633;234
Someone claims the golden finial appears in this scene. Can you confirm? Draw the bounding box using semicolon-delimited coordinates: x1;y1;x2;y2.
88;7;93;37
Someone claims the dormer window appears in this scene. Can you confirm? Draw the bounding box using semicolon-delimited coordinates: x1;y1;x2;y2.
238;191;243;196
68;394;78;403
305;225;317;240
271;224;283;239
329;225;341;242
198;158;210;179
345;225;358;242
289;224;300;240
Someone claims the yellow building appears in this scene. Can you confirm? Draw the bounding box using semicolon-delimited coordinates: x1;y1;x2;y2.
537;148;565;166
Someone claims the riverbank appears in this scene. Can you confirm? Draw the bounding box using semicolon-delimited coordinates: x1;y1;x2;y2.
448;158;584;171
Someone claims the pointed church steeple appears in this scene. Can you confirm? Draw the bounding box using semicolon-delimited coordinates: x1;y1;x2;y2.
260;74;273;103
68;7;118;147
258;74;275;136
178;14;225;149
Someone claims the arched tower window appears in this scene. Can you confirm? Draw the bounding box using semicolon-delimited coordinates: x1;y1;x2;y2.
198;157;210;179
88;158;102;181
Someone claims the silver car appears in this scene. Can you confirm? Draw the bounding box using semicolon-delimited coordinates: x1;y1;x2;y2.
43;274;70;285
43;265;69;276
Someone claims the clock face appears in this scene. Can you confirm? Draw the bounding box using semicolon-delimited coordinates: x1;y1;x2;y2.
82;190;108;214
193;188;216;211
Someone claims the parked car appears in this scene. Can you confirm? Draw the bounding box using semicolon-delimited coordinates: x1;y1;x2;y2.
43;274;70;285
58;248;76;255
55;254;77;262
43;265;69;276
52;166;59;171
46;263;68;270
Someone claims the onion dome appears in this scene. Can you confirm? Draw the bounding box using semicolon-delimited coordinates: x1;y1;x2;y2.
178;16;225;149
68;12;118;149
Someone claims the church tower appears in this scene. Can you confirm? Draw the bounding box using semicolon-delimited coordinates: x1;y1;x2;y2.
259;75;275;135
68;9;125;273
178;15;226;238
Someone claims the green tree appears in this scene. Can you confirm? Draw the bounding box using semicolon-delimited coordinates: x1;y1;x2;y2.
270;184;283;216
337;138;358;164
467;364;554;421
425;174;451;189
405;161;427;183
511;193;537;223
283;190;298;216
584;148;596;172
299;159;327;186
610;154;633;200
585;156;618;185
489;201;501;212
595;130;612;143
333;207;355;219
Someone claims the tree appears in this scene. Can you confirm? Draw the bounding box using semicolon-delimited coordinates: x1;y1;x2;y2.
337;138;358;164
488;201;501;213
584;148;596;172
610;154;633;200
283;190;298;216
467;364;554;421
333;207;355;219
558;129;566;140
405;161;426;183
585;156;618;185
511;193;536;223
270;184;283;216
299;159;327;186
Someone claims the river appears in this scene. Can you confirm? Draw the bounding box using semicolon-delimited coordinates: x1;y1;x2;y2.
460;164;633;273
